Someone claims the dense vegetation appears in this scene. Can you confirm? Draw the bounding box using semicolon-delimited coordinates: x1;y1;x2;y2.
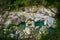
0;0;60;40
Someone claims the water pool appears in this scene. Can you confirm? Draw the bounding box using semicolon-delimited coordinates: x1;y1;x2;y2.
35;21;44;27
18;22;26;30
18;21;44;30
35;21;55;35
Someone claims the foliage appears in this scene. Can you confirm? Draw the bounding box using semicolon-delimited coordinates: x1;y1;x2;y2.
0;0;42;10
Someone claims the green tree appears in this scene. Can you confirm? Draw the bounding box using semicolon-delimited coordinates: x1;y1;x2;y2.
0;0;11;11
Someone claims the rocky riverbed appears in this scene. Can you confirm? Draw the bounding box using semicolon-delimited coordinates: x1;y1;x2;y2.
0;6;57;40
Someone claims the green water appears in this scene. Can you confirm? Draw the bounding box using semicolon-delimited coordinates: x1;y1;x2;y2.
35;21;44;27
18;21;44;30
18;21;55;35
9;21;55;35
18;22;26;30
